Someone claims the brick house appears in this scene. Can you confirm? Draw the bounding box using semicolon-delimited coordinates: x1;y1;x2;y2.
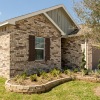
0;5;99;78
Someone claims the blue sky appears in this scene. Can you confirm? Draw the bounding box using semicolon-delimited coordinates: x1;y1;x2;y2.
0;0;80;23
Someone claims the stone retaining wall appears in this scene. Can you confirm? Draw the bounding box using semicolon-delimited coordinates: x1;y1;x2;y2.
76;75;100;83
5;77;72;94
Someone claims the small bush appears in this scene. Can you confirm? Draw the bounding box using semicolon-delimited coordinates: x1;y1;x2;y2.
64;69;71;76
97;60;100;69
36;69;43;77
14;75;20;81
80;50;86;69
73;68;79;73
97;64;100;69
50;69;60;77
64;70;68;75
81;69;89;76
63;66;68;70
87;69;93;75
41;71;48;79
21;72;27;80
94;69;100;78
30;74;38;82
13;72;27;84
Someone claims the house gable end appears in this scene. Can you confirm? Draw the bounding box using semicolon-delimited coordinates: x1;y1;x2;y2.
0;5;79;36
46;7;78;35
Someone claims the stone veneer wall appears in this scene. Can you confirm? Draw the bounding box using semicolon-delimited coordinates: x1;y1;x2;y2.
61;36;85;69
0;34;10;78
61;36;93;69
10;14;61;77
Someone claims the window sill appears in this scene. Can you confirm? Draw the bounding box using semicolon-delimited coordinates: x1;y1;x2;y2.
35;60;45;62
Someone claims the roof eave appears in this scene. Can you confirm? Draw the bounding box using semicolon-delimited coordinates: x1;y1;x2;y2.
0;4;79;35
0;22;9;27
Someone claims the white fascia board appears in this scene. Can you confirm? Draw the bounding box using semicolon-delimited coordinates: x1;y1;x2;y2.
1;5;64;25
44;13;65;35
0;22;9;27
0;4;79;32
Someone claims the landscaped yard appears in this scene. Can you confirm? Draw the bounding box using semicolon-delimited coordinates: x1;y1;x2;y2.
0;77;100;100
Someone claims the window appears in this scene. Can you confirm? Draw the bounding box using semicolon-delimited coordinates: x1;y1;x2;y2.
35;37;45;60
29;35;50;61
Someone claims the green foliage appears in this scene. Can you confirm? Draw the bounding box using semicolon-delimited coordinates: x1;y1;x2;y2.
64;70;68;75
73;68;79;73
80;50;86;69
64;69;71;76
30;74;38;82
74;0;100;43
81;69;89;76
14;72;27;84
41;71;48;79
14;75;21;81
1;77;100;100
87;69;93;75
97;59;100;69
50;69;60;77
94;69;100;78
97;64;100;69
36;69;44;77
63;66;68;70
21;72;27;80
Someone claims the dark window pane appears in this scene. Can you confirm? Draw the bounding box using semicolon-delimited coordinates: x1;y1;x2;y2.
35;49;44;60
35;37;44;48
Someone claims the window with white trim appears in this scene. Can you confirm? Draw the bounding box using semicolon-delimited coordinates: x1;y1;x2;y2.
35;37;45;60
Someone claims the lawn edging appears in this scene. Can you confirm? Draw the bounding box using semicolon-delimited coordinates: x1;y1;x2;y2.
5;77;72;94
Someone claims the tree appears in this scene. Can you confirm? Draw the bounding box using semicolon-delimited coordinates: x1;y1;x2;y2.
73;0;100;43
80;49;86;69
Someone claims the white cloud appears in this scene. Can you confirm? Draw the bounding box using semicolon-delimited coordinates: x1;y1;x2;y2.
0;12;2;15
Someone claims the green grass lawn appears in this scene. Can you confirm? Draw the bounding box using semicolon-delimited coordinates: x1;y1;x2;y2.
0;77;100;100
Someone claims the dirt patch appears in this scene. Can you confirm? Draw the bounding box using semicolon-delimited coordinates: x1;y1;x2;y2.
94;87;100;96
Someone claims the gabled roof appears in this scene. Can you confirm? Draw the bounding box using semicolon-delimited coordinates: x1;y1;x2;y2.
0;5;79;35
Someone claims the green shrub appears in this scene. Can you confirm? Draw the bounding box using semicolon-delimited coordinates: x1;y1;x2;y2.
97;59;100;69
64;69;71;76
14;73;27;84
50;69;60;77
73;68;78;73
41;71;48;79
94;69;100;78
30;74;38;82
36;69;43;77
64;70;68;75
14;75;21;81
97;64;100;69
87;69;93;75
21;72;27;80
80;50;86;69
81;69;89;76
63;66;68;70
13;72;27;83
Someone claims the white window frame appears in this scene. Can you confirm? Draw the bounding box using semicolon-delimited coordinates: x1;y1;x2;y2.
35;37;45;61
